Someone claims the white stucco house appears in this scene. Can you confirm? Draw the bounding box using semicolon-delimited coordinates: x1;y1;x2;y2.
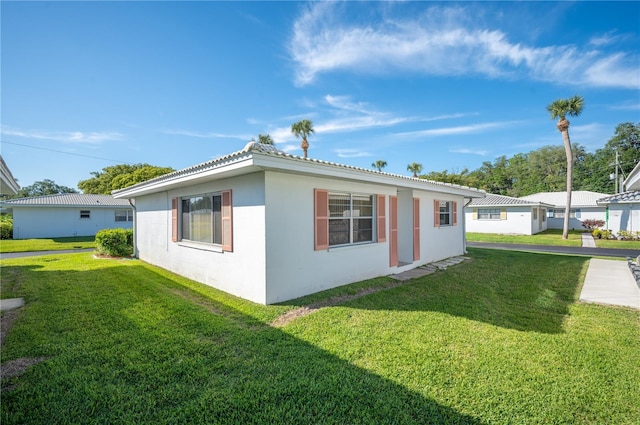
519;191;610;231
1;194;134;239
113;142;485;305
465;194;552;235
596;161;640;233
1;156;20;197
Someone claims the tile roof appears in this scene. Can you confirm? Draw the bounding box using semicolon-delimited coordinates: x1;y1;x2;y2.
597;190;640;204
519;191;610;207
1;194;132;207
114;141;486;198
467;193;551;207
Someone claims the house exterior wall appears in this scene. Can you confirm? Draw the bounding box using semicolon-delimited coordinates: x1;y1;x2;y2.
134;172;268;304
12;206;132;239
262;171;466;304
605;204;640;233
546;207;605;230
464;206;539;235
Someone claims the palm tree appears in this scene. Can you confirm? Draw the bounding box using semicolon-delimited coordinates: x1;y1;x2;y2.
546;95;584;240
407;162;423;178
258;134;274;145
291;119;314;158
372;160;387;172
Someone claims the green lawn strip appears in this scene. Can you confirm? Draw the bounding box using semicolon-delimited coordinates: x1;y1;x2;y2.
0;236;95;253
2;250;639;424
595;238;640;249
466;229;583;246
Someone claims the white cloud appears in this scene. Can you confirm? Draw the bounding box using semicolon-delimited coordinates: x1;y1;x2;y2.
449;148;489;156
289;3;639;89
335;148;372;158
394;121;516;138
162;129;251;140
0;125;123;144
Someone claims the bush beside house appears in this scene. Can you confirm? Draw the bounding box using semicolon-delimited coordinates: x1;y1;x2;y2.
95;228;133;257
0;214;12;239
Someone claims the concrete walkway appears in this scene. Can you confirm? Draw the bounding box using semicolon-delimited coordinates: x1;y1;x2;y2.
580;259;640;310
581;233;596;248
0;298;25;311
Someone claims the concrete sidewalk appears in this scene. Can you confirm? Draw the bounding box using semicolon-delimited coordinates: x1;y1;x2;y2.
580;259;640;310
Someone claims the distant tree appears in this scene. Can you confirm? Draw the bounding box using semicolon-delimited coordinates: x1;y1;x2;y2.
13;179;79;198
407;162;423;178
371;160;387;172
258;134;274;145
547;95;584;239
291;119;314;158
78;164;174;194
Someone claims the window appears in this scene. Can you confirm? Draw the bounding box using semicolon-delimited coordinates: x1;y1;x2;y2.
327;192;374;246
115;209;133;222
439;201;452;225
478;208;501;220
552;208;578;219
173;190;232;251
542;209;546;222
434;200;457;227
80;210;90;219
533;208;538;220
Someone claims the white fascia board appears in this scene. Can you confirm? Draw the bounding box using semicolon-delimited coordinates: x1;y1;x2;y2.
251;154;485;198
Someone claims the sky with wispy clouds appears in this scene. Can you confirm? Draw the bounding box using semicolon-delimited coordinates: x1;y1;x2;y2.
2;1;639;189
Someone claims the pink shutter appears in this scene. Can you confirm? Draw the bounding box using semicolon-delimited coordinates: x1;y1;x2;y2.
452;201;458;226
171;198;178;242
377;195;386;243
413;198;420;261
314;189;329;250
434;199;440;227
389;196;398;267
221;190;233;252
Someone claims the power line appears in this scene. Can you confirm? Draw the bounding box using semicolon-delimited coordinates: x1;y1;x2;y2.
0;140;126;163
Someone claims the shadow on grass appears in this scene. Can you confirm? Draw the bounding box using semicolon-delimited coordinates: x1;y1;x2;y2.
338;249;589;334
1;262;483;424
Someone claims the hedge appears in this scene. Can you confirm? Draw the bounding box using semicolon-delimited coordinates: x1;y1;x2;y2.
95;228;134;257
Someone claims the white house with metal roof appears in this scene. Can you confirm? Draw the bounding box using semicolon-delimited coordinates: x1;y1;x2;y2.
519;191;610;231
113;142;485;305
596;161;640;234
465;194;553;235
1;194;133;239
1;156;20;196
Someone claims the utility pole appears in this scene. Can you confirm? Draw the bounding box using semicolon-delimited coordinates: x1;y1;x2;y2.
615;149;619;194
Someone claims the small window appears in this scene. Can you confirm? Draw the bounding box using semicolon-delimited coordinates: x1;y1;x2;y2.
115;210;133;222
80;210;90;219
553;208;577;219
533;208;538;220
328;192;374;246
478;208;501;220
439;201;452;226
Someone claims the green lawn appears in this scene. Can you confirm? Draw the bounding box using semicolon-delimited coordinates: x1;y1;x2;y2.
0;236;95;253
1;250;639;424
466;229;640;250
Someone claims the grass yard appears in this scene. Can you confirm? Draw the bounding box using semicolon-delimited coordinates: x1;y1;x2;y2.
466;229;583;246
1;249;639;424
0;236;95;253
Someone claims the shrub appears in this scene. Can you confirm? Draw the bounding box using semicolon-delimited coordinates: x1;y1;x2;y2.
95;228;133;257
592;228;602;239
600;230;612;240
0;214;13;239
581;219;605;230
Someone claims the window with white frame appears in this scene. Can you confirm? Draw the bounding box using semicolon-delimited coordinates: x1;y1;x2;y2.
533;208;538;220
115;209;133;222
328;192;374;246
80;210;90;219
552;208;578;219
478;208;501;220
181;194;223;244
439;201;453;225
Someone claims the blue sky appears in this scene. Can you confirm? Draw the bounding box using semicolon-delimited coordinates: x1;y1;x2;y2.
2;1;639;191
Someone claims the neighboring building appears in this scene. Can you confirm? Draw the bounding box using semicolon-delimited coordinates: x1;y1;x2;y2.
519;191;610;230
0;156;20;196
465;194;553;235
1;194;133;239
113;142;485;305
596;161;640;233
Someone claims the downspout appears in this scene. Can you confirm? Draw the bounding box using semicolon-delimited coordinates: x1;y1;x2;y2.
128;199;137;258
463;197;474;254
